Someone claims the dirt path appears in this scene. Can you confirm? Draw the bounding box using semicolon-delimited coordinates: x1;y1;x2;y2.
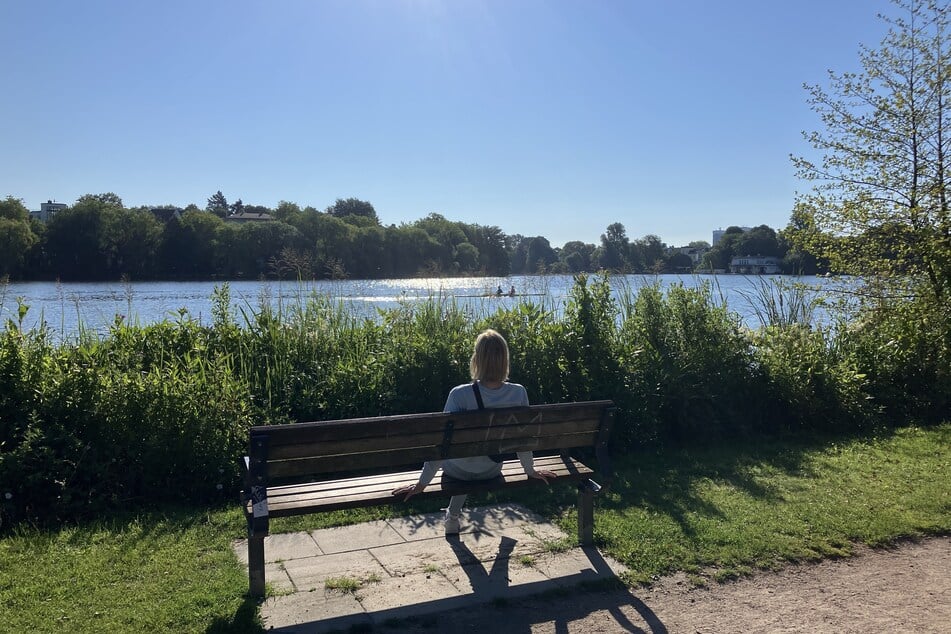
391;536;950;633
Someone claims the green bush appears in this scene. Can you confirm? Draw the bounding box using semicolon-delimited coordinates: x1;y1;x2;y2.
2;276;948;526
618;281;761;444
753;324;876;431
839;297;951;424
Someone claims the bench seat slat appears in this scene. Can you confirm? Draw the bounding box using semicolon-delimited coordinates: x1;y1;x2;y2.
252;456;593;517
257;454;586;500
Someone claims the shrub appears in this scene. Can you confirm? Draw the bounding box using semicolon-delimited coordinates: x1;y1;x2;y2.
618;281;761;445
838;297;951;424
753;324;876;432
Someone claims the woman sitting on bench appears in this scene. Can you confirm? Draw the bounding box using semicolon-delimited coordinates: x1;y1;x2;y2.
392;328;557;534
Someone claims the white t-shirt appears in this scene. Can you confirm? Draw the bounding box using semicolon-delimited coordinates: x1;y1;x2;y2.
416;380;536;486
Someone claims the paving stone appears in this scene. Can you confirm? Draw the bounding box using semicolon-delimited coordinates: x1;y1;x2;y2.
356;570;463;614
260;586;368;632
231;531;322;565
281;549;390;592
385;511;450;541
266;562;295;592
233;504;629;631
310;520;406;554
465;503;549;533
370;531;544;577
531;546;629;587
442;556;551;599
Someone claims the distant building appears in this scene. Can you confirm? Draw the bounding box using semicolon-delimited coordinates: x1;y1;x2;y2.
712;226;752;246
223;211;274;223
676;245;708;264
30;200;67;222
729;255;782;274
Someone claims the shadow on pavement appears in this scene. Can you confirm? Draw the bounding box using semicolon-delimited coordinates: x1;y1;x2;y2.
265;544;666;634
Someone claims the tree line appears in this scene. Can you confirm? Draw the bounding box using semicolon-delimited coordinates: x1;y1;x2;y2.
0;191;813;282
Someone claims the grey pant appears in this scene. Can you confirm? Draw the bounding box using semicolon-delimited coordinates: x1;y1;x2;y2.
443;460;503;516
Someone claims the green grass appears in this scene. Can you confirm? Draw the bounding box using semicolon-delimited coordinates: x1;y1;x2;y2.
324;574;380;594
589;424;951;584
0;507;258;633
1;425;948;632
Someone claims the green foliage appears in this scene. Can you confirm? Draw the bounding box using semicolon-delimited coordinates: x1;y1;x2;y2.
618;280;760;444
753;324;876;432
838;297;951;424
791;0;951;303
2;275;949;526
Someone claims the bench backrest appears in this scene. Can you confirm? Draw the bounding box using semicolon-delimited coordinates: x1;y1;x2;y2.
248;400;615;481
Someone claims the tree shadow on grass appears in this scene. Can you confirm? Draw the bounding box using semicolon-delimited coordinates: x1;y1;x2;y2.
600;435;824;536
476;432;854;539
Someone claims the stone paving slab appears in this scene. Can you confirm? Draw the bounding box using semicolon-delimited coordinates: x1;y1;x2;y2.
231;503;629;633
233;531;323;566
310;520;405;554
281;550;390;593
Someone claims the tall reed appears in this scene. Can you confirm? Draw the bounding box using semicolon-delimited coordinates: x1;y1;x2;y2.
2;275;948;526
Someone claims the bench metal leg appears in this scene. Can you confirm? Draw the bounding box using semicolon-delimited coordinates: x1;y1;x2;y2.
577;481;595;545
248;536;266;597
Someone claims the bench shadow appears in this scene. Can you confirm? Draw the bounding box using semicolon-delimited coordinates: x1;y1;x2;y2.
264;539;666;633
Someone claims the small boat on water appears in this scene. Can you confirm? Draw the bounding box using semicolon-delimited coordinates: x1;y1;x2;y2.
452;293;546;298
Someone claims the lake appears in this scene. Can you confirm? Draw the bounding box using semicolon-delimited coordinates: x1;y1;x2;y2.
0;275;834;340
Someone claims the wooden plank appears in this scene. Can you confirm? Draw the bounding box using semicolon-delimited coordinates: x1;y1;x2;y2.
244;455;593;516
251;401;613;447
264;430;599;478
249;454;587;502
263;456;594;516
266;418;603;460
267;445;443;478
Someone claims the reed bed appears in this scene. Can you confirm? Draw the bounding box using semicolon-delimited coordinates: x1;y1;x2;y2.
1;275;948;526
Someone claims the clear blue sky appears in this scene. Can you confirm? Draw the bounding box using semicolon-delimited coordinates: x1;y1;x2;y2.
1;0;894;247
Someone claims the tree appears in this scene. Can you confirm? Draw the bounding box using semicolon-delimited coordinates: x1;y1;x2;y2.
0;196;30;222
45;199;109;279
560;241;596;273
734;225;782;258
0;197;37;278
273;201;302;223
632;234;666;272
599;222;630;272
76;192;123;209
160;210;224;278
326;198;380;224
98;208;163;279
0;218;37;277
791;0;951;301
206;191;229;218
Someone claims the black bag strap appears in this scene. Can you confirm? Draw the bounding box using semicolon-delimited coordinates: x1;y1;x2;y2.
472;381;505;464
471;381;485;409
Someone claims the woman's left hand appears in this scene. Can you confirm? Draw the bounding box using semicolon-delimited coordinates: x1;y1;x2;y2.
392;483;422;501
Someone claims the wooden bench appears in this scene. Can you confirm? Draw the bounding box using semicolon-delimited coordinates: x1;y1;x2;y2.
240;400;615;597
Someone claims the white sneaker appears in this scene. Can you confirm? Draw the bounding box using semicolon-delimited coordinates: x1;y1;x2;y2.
444;511;461;535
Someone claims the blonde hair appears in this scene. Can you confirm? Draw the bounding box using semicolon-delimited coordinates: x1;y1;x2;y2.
469;329;510;382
